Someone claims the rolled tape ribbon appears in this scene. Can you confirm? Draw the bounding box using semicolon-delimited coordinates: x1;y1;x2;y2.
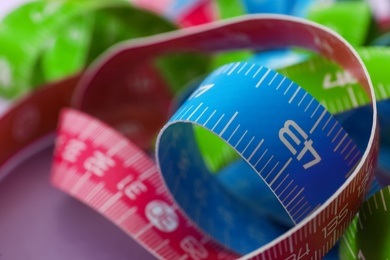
47;14;379;259
0;8;378;259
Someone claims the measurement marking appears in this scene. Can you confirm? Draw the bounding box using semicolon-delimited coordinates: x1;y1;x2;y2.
277;243;283;255
174;106;188;120
274;174;290;192
99;192;123;213
228;62;241;75
70;172;91;195
139;166;157;181
321;99;329;111
374;194;379;209
294;204;311;221
237;63;247;74
154;239;170;252
252;66;263;78
180;106;193;120
367;199;373;215
227;124;240;142
264;161;280;180
384;194;390;211
124;152;143;167
242;136;255;155
336;98;344;112
79;122;99;140
328;101;336;114
311;103;321;118
341;139;352;154
134;223;153;238
116;207;138;224
357;214;363;229
245;64;255;75
305;97;314;112
219;112;239;136
334;133;348;151
248;139;264;161
285;188;305;208
269;158;293;186
268;73;278;86
283;238;288;252
288;236;294;253
347;87;358;107
254;149;268;168
222;63;233;73
211;114;225;131
342;236;356;259
327;122;337;137
107;140;128;156
276;77;286;90
203;110;216;126
195;107;208;122
298;92;308;106
259;155;274;176
84;182;105;203
282;185;298;204
310;109;327;134
234;130;248;148
289;196;308;214
272;247;277;258
345;145;356;160
256;68;271;87
187;103;203;120
348;150;360;166
288;86;300;103
279;179;294;197
378;83;388;99
284;82;294;95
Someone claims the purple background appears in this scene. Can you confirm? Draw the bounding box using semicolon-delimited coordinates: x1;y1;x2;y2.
0;146;155;260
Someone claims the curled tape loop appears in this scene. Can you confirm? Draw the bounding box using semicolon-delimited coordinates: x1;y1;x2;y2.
54;15;377;259
0;15;378;259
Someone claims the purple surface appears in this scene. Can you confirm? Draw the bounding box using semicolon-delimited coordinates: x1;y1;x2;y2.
0;146;155;260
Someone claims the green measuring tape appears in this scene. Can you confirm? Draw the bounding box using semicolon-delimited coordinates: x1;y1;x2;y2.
0;0;210;100
340;186;390;259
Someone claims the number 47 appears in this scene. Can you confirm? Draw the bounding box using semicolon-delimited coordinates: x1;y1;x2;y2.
323;71;357;89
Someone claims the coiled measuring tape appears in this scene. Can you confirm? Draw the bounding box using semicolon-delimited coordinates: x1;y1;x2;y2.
46;15;378;259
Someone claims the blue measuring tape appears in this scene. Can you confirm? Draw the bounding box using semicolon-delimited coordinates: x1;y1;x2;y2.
156;61;363;254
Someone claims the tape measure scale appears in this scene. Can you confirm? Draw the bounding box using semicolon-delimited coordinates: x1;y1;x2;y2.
339;186;390;259
52;108;239;259
49;15;378;259
157;61;361;253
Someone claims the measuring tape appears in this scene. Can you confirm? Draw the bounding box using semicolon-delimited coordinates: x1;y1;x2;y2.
339;185;390;259
45;14;378;259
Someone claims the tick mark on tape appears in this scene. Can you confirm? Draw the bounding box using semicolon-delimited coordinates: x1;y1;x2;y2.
219;112;238;137
256;68;271;87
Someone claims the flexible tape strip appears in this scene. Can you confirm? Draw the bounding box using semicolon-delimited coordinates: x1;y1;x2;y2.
157;61;366;254
49;15;378;259
0;75;79;179
339;186;390;259
53;108;239;259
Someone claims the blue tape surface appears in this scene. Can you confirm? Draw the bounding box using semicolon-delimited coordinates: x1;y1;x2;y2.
156;62;362;254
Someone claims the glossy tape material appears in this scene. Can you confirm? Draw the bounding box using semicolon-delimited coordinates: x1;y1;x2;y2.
157;61;362;254
48;15;378;259
339;186;390;259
